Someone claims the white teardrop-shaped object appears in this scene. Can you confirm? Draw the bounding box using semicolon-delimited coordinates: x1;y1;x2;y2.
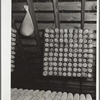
20;5;34;36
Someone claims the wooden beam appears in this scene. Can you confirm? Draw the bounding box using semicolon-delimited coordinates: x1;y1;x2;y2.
13;12;96;22
27;0;41;56
16;23;97;30
52;0;60;28
81;0;85;29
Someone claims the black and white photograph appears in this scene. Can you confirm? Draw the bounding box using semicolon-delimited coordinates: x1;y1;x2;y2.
1;0;99;100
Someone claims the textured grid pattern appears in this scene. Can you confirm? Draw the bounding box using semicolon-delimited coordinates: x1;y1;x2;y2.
43;28;94;77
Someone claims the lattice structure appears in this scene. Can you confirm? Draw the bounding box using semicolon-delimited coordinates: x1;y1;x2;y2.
43;28;94;78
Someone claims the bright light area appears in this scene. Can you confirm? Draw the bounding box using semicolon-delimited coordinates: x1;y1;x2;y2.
1;0;11;100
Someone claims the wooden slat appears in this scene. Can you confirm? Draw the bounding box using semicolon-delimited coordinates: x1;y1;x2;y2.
12;1;97;12
82;90;95;94
24;46;38;53
13;12;96;22
16;23;96;30
21;39;37;45
38;23;96;30
82;82;96;86
84;23;96;30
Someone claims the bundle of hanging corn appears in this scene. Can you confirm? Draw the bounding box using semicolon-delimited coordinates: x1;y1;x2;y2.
43;28;95;78
11;28;17;72
11;88;92;100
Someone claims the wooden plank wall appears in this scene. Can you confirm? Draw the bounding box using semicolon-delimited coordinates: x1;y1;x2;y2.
12;0;96;100
12;0;97;50
12;1;97;30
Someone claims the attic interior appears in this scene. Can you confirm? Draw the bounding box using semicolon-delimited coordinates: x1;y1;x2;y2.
11;0;96;100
